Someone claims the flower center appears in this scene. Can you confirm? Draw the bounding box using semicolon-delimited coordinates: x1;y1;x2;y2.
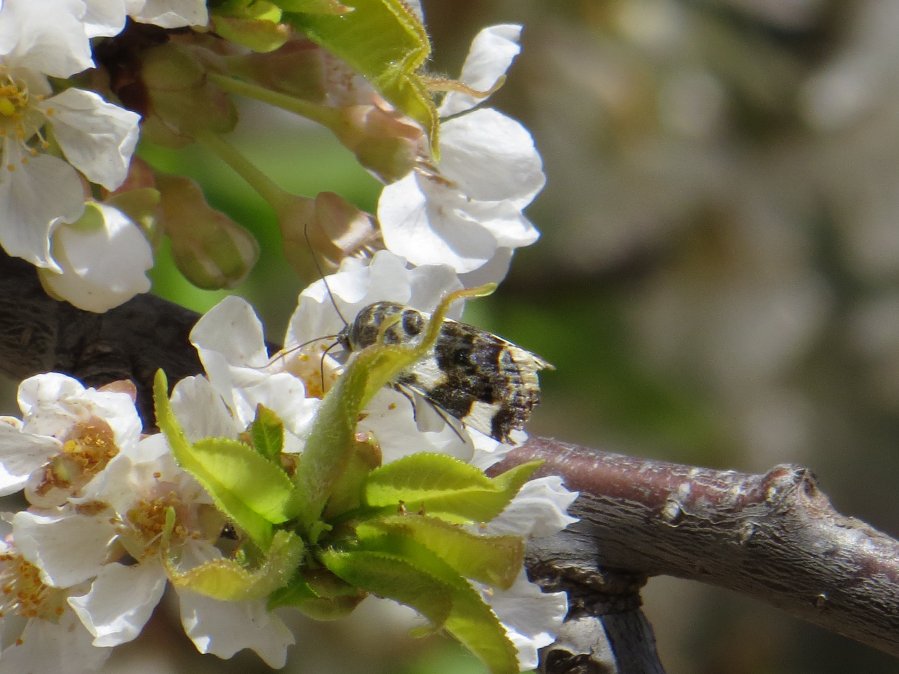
125;491;193;558
28;419;119;506
0;71;38;147
0;551;67;623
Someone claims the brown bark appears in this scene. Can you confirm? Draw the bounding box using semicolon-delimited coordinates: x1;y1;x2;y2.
497;438;899;666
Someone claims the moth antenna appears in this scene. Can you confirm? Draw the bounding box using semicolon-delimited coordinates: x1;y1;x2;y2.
268;334;340;368
319;340;342;393
304;222;348;327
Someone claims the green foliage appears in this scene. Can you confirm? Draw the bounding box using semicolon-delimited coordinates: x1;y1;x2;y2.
365;453;540;523
154;371;294;547
286;0;438;147
246;403;285;460
167;530;304;600
153;284;540;673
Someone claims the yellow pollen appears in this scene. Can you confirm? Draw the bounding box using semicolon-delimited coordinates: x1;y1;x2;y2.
32;420;120;498
125;492;193;557
0;554;68;623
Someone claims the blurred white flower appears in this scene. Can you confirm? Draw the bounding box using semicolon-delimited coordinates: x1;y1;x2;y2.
0;539;111;674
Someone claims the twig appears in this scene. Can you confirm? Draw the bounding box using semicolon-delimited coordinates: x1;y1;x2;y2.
494;438;899;661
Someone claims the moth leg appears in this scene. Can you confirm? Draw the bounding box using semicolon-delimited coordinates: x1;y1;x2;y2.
391;383;469;444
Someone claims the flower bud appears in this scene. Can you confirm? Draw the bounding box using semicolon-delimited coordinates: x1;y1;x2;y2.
225;39;327;102
278;191;382;277
140;43;238;147
157;174;259;289
332;103;424;182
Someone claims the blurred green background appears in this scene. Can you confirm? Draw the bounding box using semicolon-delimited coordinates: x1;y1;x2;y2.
79;1;899;672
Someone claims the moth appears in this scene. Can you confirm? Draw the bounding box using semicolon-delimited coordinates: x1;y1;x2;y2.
336;300;552;443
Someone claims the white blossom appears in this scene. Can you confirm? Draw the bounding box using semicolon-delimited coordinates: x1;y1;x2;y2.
479;476;578;669
189;296;321;452
0;373;142;506
378;25;545;279
0;9;140;270
0;539;111;674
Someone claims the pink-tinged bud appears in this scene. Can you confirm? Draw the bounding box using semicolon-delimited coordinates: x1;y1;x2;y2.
140;44;238;147
278;191;382;277
106;156;157;194
157;174;259;289
226;39;327;102
332;103;424;182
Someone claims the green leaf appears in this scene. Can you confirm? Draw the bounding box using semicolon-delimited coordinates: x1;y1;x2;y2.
191;437;294;520
273;0;352;12
153;371;293;547
321;548;454;627
328;534;519;674
286;0;438;148
323;433;382;518
268;568;365;618
441;580;520;674
166;530;303;600
359;515;524;590
247;404;284;460
365;453;542;522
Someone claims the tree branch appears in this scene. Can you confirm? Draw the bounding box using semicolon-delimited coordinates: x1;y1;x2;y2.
495;438;899;663
0;252;896;668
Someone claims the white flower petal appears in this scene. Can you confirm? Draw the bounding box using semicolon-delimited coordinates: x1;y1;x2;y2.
13;510;117;587
0;423;60;495
0;0;94;77
40;88;140;190
132;0;208;28
287;250;463;346
171;376;241;441
68;561;167;646
484;571;567;670
81;0;129;37
379;177;499;272
440;25;522;117
0;143;83;270
17;373;86;418
39;203;153;312
486;476;579;538
179;591;294;668
458;247;514;289
0;610;111;674
439;109;544;206
191;296;271;371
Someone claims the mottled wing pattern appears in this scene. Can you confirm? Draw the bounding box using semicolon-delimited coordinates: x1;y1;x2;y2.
338;302;551;442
